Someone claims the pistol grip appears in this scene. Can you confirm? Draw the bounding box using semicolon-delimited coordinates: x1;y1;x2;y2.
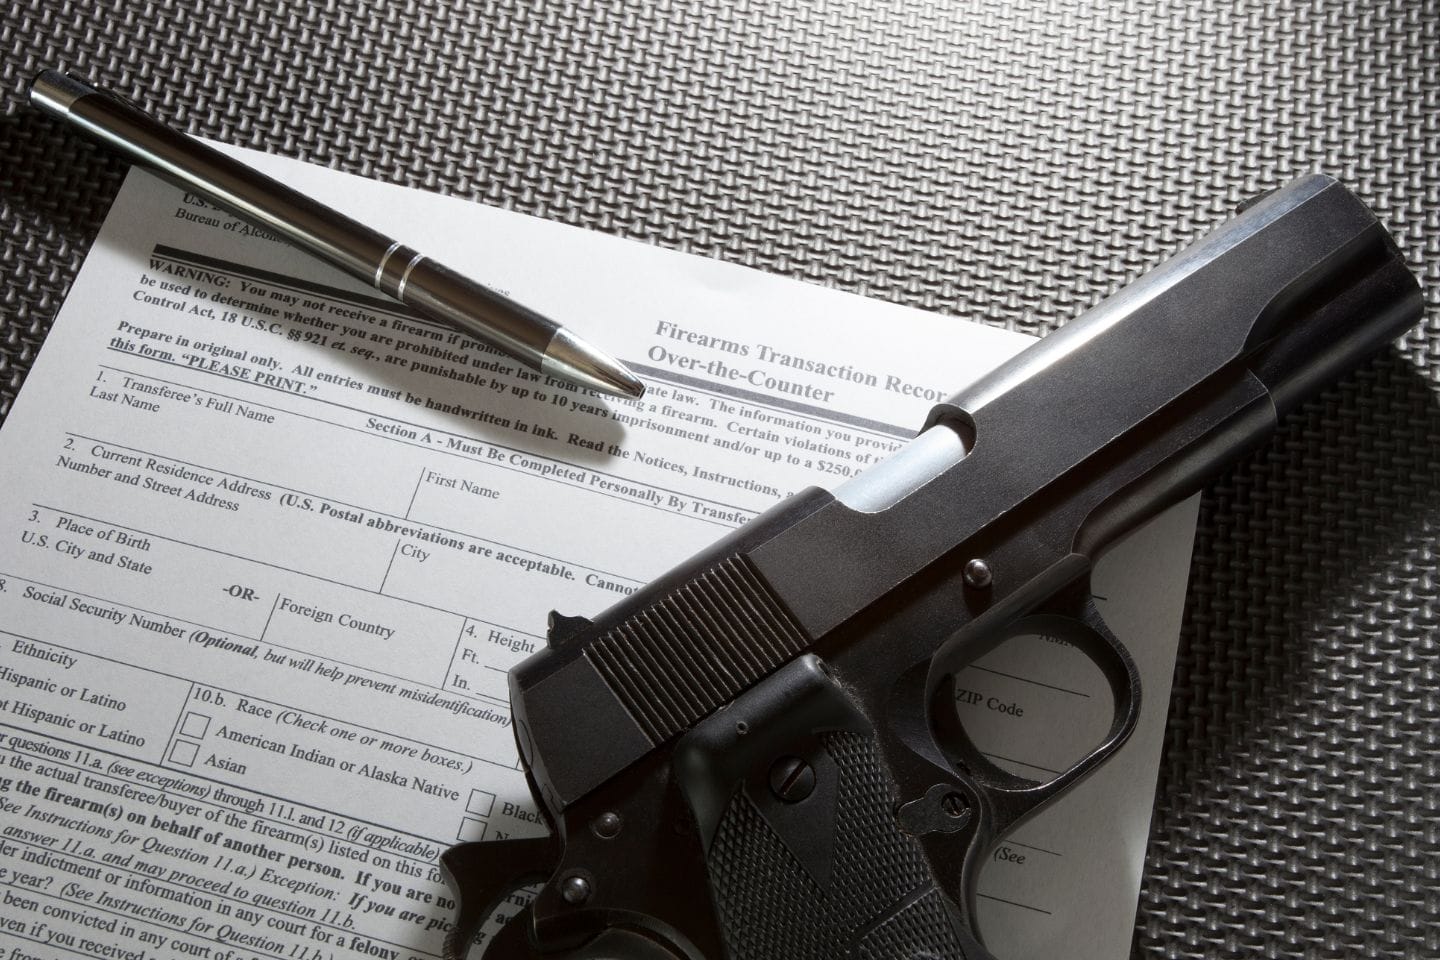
674;656;996;960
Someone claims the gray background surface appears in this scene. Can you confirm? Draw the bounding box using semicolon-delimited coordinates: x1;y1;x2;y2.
1;1;1436;956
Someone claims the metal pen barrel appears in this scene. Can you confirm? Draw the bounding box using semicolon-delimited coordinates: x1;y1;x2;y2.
29;70;644;398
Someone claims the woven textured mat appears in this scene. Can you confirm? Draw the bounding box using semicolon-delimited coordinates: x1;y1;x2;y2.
2;1;1437;955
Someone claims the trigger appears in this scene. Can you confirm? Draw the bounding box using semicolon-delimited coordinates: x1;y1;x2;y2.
440;836;560;960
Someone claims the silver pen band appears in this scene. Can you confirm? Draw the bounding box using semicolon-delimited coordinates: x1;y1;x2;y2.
374;240;404;287
397;252;425;299
375;243;425;300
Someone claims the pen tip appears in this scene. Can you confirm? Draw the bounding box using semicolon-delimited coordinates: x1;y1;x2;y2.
613;369;647;400
543;328;646;400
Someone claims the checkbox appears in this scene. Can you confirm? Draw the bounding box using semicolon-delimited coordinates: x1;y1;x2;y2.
169;740;200;766
457;818;488;842
180;712;211;737
466;789;495;817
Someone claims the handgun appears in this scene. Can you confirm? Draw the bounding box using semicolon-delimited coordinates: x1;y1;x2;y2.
438;175;1421;959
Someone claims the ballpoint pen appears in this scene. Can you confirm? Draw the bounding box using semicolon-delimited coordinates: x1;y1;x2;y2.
29;70;646;400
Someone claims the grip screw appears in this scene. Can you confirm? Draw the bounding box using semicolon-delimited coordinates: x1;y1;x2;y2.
963;558;993;589
559;873;591;905
592;812;623;839
768;756;816;803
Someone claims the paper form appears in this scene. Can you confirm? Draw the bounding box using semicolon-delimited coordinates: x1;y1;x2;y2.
0;152;1196;960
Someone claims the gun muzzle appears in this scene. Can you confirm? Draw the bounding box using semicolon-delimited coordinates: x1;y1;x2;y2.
1243;193;1420;417
934;175;1419;435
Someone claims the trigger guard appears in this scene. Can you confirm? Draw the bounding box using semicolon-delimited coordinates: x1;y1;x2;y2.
931;602;1141;833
